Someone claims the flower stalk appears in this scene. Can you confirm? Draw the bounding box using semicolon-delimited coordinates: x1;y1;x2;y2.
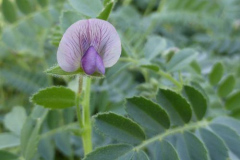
76;76;92;157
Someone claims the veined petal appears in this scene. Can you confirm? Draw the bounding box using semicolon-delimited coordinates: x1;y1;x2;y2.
57;19;121;73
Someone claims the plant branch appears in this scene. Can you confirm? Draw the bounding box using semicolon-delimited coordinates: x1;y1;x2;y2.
135;119;209;151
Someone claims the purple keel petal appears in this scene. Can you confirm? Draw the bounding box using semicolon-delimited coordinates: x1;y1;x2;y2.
81;46;105;75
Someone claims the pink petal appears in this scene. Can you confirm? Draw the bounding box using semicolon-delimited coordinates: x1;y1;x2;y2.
57;19;121;72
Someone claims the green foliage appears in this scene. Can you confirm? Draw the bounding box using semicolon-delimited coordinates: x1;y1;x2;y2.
0;151;18;160
208;62;224;85
1;0;240;159
183;85;207;120
97;0;114;20
3;106;27;135
125;96;170;131
217;75;236;97
166;49;198;72
68;0;103;17
156;89;192;125
94;112;145;144
225;91;240;110
31;86;76;109
16;0;33;14
1;0;17;23
45;65;105;78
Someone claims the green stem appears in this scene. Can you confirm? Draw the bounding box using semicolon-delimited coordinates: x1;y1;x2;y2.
157;70;182;90
135;119;209;151
81;77;92;155
76;77;84;128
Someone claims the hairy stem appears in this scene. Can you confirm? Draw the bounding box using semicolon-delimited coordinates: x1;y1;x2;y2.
81;77;92;155
135;119;209;151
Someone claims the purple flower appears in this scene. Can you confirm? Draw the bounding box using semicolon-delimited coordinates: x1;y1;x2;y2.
57;19;121;75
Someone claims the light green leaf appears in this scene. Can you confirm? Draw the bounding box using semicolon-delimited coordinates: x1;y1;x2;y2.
0;133;20;149
208;62;224;85
125;97;170;132
190;60;201;74
54;132;72;157
83;144;134;160
2;0;17;23
175;132;208;160
183;85;207;120
38;137;55;160
149;140;180;160
16;0;33;14
198;128;229;160
21;106;48;160
0;151;18;160
97;0;114;20
166;48;198;72
60;11;86;32
103;0;111;6
212;116;240;135
211;124;240;159
132;151;149;160
31;86;75;109
156;89;192;125
144;36;167;61
94;112;145;144
68;0;103;17
217;75;236;97
225;91;240;110
4;106;27;135
45;65;104;78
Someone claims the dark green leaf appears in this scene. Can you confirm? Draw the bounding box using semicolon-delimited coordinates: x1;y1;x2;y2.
156;89;192;125
2;0;17;23
45;65;104;78
166;48;198;72
211;124;240;159
225;91;240;110
208;62;224;85
37;0;48;7
97;1;114;20
217;75;236;97
139;64;159;72
31;86;75;109
125;97;170;132
83;144;134;160
68;0;103;17
94;112;145;144
183;85;207;120
0;151;18;160
198;128;229;160
16;0;33;14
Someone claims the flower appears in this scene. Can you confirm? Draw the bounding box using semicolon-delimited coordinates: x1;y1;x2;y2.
57;19;121;75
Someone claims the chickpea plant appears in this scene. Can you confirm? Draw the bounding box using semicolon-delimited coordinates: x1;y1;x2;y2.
1;0;240;160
